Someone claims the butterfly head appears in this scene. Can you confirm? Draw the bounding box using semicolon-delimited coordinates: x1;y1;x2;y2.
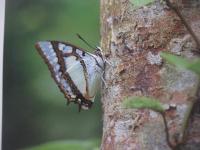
95;46;103;57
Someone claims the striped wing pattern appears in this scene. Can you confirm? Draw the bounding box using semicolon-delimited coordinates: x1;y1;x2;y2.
35;41;104;110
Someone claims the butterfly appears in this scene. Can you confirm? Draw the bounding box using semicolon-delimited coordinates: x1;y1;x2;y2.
35;39;105;111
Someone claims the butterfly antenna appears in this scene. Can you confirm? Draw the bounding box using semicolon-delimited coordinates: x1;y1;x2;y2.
76;34;96;50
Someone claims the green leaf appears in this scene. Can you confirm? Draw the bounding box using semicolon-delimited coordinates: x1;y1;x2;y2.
188;61;200;74
161;52;200;75
129;0;155;8
122;96;164;112
22;140;99;150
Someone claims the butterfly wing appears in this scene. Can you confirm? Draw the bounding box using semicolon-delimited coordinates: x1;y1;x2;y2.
35;41;76;100
35;41;104;109
81;53;103;101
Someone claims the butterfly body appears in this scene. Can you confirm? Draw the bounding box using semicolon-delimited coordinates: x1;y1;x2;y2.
35;41;104;110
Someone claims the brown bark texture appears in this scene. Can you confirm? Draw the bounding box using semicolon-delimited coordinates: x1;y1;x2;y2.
100;0;200;150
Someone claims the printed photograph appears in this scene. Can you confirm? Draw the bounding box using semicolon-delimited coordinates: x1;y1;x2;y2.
2;0;200;150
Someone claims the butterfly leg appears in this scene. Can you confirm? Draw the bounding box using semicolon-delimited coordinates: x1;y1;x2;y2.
100;69;109;88
101;74;108;88
105;59;114;68
75;98;82;112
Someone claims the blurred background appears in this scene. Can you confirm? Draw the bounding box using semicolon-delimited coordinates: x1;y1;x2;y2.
3;0;101;149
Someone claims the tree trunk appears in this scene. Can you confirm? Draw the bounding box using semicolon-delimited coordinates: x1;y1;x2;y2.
100;0;200;150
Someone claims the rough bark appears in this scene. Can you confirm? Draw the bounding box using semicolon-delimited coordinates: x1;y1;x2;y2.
100;0;200;150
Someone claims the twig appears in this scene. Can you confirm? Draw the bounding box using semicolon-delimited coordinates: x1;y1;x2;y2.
161;112;174;149
164;0;200;50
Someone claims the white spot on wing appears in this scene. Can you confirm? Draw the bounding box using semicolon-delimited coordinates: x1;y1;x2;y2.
38;42;54;57
58;43;65;51
48;44;53;49
60;77;75;97
51;57;58;64
59;43;72;53
64;56;78;70
76;49;83;56
63;46;72;53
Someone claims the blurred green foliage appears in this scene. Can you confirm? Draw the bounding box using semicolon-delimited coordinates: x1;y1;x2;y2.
3;0;101;150
161;52;200;75
129;0;155;8
23;140;99;150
